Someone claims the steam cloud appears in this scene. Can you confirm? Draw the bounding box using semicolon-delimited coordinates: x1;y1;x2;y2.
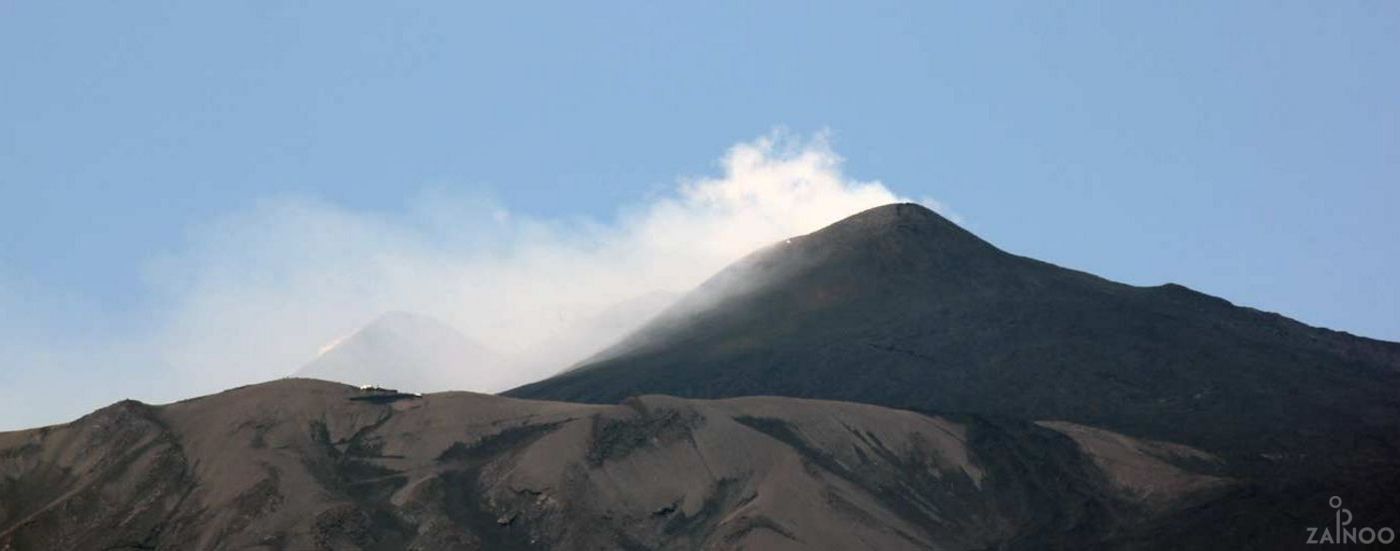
0;131;946;429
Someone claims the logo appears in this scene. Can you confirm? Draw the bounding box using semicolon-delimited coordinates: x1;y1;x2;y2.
1307;496;1395;545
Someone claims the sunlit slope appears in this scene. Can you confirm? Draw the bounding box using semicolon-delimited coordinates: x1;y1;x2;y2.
0;379;1226;549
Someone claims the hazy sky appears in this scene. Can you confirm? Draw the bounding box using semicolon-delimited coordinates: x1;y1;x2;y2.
2;2;1397;428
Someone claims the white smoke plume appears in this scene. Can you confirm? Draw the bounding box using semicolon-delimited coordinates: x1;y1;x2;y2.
1;131;944;428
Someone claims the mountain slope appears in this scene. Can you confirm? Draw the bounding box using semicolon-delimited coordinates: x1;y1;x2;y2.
296;311;509;392
0;379;1226;550
506;203;1400;548
508;203;1400;459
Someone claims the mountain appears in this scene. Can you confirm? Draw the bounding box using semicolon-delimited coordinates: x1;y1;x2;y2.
296;311;508;393
0;379;1229;550
508;203;1400;545
508;203;1400;453
7;204;1396;549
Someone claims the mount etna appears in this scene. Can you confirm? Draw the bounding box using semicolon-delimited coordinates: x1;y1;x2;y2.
3;203;1396;550
510;203;1400;548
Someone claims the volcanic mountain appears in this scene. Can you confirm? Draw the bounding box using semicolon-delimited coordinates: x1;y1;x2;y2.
0;379;1228;550
509;203;1400;544
509;203;1400;453
6;204;1398;549
296;311;509;393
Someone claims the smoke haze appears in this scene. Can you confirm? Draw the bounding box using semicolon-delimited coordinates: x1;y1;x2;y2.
0;132;944;429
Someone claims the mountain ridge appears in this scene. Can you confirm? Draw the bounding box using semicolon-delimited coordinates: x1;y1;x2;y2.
0;378;1229;550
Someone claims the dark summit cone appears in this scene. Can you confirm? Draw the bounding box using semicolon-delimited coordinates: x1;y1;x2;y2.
508;202;1400;548
508;202;1400;459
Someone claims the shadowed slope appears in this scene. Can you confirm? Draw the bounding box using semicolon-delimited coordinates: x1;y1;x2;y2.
509;203;1400;459
507;203;1400;549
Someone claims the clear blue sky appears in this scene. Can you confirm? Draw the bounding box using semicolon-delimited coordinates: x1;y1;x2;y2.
2;1;1398;417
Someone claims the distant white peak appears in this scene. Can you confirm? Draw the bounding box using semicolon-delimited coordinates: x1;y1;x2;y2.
294;310;506;393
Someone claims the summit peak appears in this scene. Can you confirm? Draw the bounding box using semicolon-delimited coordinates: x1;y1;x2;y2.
817;202;965;237
835;202;946;227
792;202;994;261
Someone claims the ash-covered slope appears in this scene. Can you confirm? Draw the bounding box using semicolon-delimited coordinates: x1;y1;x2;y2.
0;379;1225;550
508;203;1400;459
507;203;1400;548
296;311;509;392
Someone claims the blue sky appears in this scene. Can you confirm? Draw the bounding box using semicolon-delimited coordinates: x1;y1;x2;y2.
1;2;1397;427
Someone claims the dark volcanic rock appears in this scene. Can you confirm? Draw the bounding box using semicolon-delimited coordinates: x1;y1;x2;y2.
507;202;1400;549
511;204;1400;454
